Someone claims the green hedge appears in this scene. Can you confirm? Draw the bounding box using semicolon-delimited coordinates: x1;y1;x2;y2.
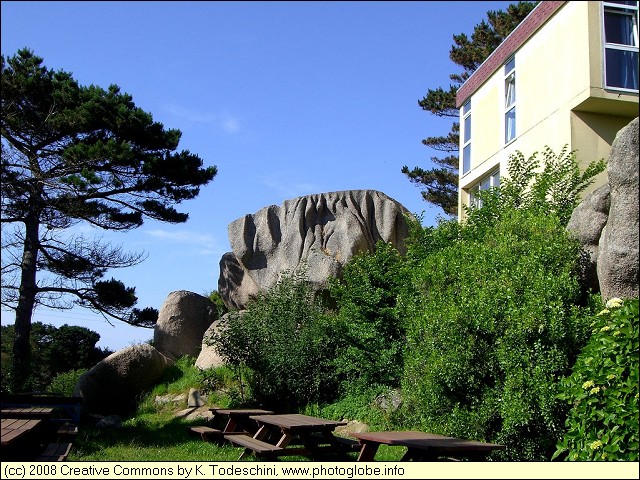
399;208;592;460
554;298;639;461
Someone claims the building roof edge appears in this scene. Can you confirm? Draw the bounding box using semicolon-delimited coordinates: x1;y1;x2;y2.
455;1;567;108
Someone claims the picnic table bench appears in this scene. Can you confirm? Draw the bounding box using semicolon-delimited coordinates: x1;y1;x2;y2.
188;408;274;442
0;394;82;424
349;431;506;461
226;414;351;460
34;441;73;461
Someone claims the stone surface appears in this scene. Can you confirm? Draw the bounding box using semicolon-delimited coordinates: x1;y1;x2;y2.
597;117;639;300
188;388;205;407
74;344;172;416
195;317;229;370
219;190;413;310
154;290;219;360
567;183;611;293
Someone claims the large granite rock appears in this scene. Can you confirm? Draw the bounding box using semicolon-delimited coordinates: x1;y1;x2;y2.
74;344;171;416
154;291;218;360
195;316;228;370
567;183;610;293
597;117;639;300
218;190;413;310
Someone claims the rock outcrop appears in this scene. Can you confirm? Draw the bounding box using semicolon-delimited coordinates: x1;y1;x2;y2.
74;344;171;416
218;190;413;310
568;117;639;300
597;117;639;300
567;184;611;293
195;316;229;370
154;290;218;360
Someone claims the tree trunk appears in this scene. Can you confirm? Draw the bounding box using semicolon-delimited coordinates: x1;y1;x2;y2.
10;212;40;392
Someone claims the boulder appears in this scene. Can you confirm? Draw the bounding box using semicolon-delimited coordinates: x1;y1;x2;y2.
154;290;218;360
597;117;639;301
195;317;228;370
219;190;413;310
567;183;610;293
74;344;171;416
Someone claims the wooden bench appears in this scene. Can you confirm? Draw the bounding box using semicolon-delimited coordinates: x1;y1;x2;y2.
332;435;361;451
188;425;252;442
225;434;284;459
56;424;78;441
307;432;361;451
34;442;73;461
1;394;83;424
188;426;224;442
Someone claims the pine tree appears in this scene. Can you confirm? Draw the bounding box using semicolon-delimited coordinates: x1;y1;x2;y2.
1;49;217;391
402;1;537;216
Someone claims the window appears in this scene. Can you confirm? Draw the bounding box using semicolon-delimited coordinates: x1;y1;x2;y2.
603;1;639;91
504;57;516;144
462;100;471;174
469;169;500;208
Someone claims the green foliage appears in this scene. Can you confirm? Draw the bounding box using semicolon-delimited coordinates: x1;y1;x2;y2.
208;269;340;411
329;241;407;391
400;207;592;460
0;322;111;393
466;146;606;229
2;48;216;391
553;299;639;461
205;290;229;317
47;369;86;396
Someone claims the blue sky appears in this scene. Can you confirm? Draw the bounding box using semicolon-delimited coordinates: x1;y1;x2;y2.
1;1;514;351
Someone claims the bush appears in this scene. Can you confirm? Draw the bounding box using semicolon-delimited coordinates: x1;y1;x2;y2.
208;268;340;411
400;207;593;460
47;369;86;396
553;298;639;461
329;241;407;392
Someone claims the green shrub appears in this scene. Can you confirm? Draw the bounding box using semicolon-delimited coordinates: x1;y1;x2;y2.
47;369;86;396
208;268;339;411
400;207;592;460
467;145;605;228
553;298;639;461
329;241;407;392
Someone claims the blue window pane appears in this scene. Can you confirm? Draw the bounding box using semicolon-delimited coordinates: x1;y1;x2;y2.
462;100;471;115
505;108;516;143
605;11;636;45
464;114;471;143
606;49;639;89
505;57;515;74
463;144;471;174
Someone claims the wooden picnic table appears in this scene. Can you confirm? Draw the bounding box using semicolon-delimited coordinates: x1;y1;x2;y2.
190;408;274;442
350;431;506;461
211;408;275;435
1;418;43;447
226;413;352;460
1;407;54;419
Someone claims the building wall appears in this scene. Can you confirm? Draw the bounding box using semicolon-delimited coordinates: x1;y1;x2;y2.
458;1;639;218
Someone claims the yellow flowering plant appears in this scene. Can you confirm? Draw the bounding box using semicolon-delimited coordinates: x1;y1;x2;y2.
553;298;639;461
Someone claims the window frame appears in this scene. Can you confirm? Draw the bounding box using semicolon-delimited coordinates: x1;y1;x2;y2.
469;169;500;209
602;0;639;92
504;57;517;145
462;100;472;175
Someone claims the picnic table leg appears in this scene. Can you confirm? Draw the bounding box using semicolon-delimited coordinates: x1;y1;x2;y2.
275;431;293;448
223;417;237;433
357;442;380;461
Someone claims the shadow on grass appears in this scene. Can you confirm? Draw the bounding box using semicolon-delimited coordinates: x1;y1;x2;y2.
72;415;243;461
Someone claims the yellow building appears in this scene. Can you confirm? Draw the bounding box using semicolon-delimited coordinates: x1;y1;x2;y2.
456;0;639;218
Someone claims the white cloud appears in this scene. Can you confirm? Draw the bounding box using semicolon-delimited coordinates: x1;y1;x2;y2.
260;173;322;199
146;229;223;256
163;104;242;135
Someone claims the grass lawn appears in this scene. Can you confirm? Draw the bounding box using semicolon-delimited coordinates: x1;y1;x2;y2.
69;413;405;462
